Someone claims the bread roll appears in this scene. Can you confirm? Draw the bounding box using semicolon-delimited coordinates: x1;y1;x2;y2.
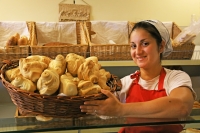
97;69;111;90
19;58;48;82
26;55;51;66
78;80;93;90
48;54;66;76
59;73;78;96
78;84;101;96
36;115;53;122
11;75;36;92
65;53;85;76
18;36;28;46
14;33;20;40
5;67;21;82
37;69;60;95
77;59;99;83
6;36;18;47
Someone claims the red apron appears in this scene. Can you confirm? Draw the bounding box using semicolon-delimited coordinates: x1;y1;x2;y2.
118;68;183;133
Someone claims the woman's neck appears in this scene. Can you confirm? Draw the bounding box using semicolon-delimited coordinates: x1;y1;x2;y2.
140;65;162;80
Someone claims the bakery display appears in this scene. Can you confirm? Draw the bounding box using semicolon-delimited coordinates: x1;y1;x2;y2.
1;53;121;119
4;53;120;97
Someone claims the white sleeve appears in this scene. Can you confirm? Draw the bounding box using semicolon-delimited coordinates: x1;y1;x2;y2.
115;75;134;103
164;69;196;99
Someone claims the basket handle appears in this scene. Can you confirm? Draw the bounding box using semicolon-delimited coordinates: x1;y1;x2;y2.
0;60;13;80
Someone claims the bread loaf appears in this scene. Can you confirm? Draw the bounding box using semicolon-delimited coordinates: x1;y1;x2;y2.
6;33;20;47
18;36;28;46
6;36;18;47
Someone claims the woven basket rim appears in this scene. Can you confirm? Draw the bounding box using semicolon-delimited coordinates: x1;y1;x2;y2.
0;60;121;117
1;60;119;100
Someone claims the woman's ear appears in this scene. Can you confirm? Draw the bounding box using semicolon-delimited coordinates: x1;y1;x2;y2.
159;41;165;53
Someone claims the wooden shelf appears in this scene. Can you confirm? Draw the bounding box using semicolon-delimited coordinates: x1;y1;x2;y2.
99;60;200;67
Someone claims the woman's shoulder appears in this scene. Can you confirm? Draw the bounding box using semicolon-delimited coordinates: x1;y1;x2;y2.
164;67;190;78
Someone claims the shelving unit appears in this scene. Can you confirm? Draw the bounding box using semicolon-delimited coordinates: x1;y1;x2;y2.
99;60;200;67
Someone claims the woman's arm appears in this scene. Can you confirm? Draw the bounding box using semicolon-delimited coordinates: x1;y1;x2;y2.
80;86;194;118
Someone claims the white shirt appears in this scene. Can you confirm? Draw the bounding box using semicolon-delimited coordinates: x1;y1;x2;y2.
117;68;195;103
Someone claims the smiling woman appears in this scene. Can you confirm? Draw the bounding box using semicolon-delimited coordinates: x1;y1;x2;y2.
80;20;196;133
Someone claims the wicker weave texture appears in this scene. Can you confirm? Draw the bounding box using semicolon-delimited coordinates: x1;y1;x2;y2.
0;60;121;118
86;21;195;60
30;22;89;58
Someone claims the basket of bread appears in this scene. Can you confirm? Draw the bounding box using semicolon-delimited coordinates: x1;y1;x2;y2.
0;53;121;118
0;21;36;68
30;21;90;59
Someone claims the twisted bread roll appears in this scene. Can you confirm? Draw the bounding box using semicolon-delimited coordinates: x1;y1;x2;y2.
26;55;51;66
77;59;99;83
65;53;85;76
11;75;36;92
98;69;111;90
49;54;66;76
37;69;60;95
19;58;48;82
78;84;101;96
5;67;21;82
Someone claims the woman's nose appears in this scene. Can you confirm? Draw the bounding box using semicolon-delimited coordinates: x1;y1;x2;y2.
135;45;143;54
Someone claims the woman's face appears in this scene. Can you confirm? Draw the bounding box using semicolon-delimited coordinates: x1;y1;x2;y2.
130;28;163;69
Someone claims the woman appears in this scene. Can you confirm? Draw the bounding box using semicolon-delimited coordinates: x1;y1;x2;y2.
80;20;196;133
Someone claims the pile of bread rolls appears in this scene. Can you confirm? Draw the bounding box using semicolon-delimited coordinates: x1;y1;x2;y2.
5;53;113;96
6;33;28;47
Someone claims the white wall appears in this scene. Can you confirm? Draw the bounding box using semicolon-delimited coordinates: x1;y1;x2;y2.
0;0;200;26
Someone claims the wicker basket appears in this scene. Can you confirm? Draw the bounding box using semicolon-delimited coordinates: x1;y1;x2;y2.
30;22;90;59
84;21;131;61
129;21;195;60
0;21;36;68
0;60;121;118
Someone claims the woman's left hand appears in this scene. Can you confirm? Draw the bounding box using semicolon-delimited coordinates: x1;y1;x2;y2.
80;89;123;116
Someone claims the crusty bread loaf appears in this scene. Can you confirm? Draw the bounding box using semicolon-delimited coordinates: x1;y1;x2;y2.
6;33;20;47
18;36;28;46
6;36;18;47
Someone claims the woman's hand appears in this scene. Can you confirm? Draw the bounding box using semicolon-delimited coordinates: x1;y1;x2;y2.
80;89;123;116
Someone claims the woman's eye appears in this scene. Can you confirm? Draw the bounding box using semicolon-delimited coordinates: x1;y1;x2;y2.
142;42;149;46
131;44;137;49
